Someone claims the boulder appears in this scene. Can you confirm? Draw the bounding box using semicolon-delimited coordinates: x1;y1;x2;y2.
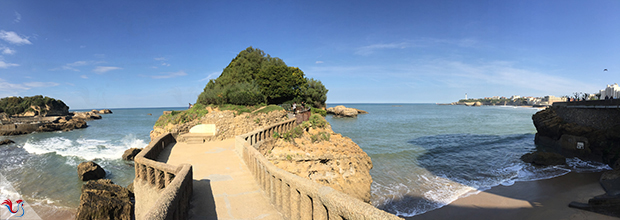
601;169;620;196
326;105;367;118
121;148;142;161
76;179;133;220
77;161;106;181
98;109;113;114
521;151;566;166
0;139;14;145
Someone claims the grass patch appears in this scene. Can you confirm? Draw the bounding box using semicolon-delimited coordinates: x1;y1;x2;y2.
155;103;209;126
253;104;284;114
209;103;266;115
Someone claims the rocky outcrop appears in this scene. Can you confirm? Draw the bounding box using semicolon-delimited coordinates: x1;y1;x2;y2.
260;120;373;203
122;148;142;161
150;108;289;142
326;105;368;118
72;111;102;120
96;109;113;114
521;151;566;166
76;179;133;220
532;107;620;166
37;118;87;132
77;161;106;181
0;139;14;145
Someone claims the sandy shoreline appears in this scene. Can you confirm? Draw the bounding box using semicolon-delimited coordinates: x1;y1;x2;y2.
408;172;618;220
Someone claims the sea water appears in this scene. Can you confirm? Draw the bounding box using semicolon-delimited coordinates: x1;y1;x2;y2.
0;107;185;217
0;105;611;218
325;104;610;217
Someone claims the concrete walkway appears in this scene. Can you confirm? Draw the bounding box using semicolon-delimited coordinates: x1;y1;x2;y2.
163;139;283;220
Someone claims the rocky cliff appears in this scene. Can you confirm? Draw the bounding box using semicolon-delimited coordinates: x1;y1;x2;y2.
259;116;373;203
532;106;620;166
150;107;289;142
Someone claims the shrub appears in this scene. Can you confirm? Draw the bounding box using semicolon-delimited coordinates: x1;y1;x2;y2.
273;132;280;138
309;114;327;128
311;108;327;117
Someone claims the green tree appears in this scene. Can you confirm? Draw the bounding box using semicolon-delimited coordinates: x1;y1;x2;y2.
300;78;328;108
256;66;306;104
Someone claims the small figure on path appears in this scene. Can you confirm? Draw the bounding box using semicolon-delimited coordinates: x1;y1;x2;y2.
292;102;297;113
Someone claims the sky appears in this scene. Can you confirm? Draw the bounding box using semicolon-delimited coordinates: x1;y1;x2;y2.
0;0;618;109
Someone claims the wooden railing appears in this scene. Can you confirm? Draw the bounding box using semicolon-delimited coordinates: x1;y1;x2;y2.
236;118;402;220
134;133;193;220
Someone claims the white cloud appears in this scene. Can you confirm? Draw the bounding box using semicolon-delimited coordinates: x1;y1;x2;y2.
52;60;100;71
0;78;28;91
0;60;19;68
93;66;122;74
151;70;187;79
355;38;480;56
23;82;60;88
14;12;21;23
0;30;32;45
199;72;220;81
0;78;60;94
315;61;324;64
161;63;170;67
80;75;88;79
1;47;16;55
355;42;411;55
154;57;166;61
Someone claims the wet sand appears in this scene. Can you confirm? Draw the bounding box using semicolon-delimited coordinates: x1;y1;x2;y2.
409;172;618;220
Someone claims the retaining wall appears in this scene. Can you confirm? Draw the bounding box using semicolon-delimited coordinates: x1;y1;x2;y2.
236;118;403;220
134;133;193;220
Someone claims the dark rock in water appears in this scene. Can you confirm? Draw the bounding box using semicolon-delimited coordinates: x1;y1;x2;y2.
77;161;106;181
122;148;142;161
0;139;14;145
76;179;134;220
521;151;566;166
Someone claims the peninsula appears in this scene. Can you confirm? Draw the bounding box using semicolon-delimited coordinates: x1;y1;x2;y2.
0;95;112;136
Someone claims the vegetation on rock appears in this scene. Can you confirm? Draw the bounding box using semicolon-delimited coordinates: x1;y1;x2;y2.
0;95;68;116
155;103;209;126
197;47;328;108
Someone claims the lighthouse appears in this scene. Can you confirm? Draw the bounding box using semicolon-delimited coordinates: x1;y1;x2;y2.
465;93;468;100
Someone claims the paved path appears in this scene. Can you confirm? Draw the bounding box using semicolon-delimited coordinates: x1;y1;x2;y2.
163;139;283;220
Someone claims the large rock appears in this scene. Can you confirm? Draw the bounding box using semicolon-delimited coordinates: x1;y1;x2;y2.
121;148;142;161
521;151;566;166
261;121;374;203
76;179;133;220
77;161;106;181
72;111;103;120
326;105;367;118
98;109;113;114
0;139;14;145
37;118;88;132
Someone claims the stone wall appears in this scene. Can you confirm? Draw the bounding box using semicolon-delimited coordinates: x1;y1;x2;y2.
134;133;193;220
554;107;620;130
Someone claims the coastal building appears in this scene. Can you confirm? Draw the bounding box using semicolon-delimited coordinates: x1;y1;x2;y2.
600;83;620;99
541;95;566;106
510;95;521;100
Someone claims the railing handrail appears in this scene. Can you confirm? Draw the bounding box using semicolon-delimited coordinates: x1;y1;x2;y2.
236;118;403;219
134;133;193;220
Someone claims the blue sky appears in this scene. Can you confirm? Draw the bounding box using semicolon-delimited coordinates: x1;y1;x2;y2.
0;0;618;109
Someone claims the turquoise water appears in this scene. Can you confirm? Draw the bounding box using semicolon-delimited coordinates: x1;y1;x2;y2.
325;104;610;216
0;107;185;216
0;105;610;218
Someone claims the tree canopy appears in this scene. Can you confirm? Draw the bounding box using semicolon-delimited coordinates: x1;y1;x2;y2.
197;47;328;108
0;95;68;116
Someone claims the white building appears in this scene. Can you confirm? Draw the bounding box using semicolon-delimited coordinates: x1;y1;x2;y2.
600;83;620;99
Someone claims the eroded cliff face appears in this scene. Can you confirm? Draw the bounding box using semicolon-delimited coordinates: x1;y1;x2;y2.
259;124;373;203
532;107;620;166
149;108;289;142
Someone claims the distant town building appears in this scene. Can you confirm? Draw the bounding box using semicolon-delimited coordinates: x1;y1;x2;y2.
541;95;566;106
510;95;521;100
600;83;620;99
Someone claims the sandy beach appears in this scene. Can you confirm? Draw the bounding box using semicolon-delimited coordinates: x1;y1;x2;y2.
409;172;618;220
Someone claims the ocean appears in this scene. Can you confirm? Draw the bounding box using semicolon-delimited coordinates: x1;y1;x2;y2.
324;104;610;217
0;104;611;218
0;107;186;218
